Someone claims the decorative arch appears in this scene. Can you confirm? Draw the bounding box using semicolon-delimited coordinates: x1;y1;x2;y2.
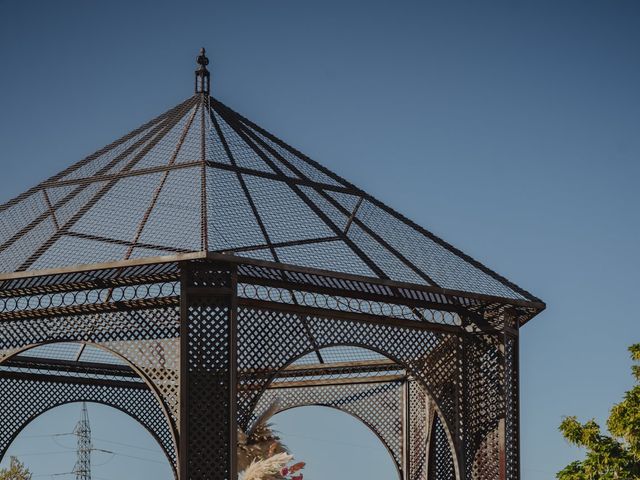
0;400;175;476
0;341;178;476
243;341;461;480
0;305;181;445
237;306;464;478
273;404;403;479
256;353;404;475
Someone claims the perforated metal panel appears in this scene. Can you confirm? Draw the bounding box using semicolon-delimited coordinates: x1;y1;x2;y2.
0;256;535;480
0;369;176;473
428;412;455;480
259;381;404;475
180;262;237;480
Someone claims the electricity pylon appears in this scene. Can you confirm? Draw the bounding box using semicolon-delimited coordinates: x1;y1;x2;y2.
72;402;92;480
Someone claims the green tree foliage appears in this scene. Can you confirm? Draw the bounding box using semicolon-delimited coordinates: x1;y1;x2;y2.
557;343;640;479
0;457;31;480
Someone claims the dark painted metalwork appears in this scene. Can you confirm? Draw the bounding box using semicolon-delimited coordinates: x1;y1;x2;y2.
0;50;545;479
195;48;210;94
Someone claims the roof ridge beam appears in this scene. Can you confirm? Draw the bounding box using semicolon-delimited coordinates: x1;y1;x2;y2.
124;102;200;259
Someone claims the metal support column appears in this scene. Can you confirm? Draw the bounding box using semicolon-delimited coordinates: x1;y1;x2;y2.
405;379;429;480
455;335;467;480
179;260;238;480
499;311;520;480
402;379;410;480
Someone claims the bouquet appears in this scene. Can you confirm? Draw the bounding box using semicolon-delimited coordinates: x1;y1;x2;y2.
239;449;305;480
238;402;305;480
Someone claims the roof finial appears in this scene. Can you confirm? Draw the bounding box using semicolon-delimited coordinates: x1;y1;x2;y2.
195;47;210;94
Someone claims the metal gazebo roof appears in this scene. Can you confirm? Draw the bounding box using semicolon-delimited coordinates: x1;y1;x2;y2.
0;49;542;310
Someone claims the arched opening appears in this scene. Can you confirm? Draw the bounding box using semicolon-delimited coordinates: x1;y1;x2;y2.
245;343;461;479
0;402;174;479
270;405;400;480
248;345;407;478
0;341;177;477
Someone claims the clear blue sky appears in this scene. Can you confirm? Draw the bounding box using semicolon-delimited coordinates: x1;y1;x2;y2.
1;1;639;478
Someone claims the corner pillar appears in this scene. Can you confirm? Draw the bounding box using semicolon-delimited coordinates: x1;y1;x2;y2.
402;379;430;480
500;312;520;480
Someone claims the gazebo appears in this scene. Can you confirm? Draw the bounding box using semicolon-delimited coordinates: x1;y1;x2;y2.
0;49;544;480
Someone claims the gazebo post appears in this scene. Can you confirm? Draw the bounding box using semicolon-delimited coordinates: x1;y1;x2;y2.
179;260;238;480
401;379;411;480
401;379;431;480
456;335;468;480
499;311;520;480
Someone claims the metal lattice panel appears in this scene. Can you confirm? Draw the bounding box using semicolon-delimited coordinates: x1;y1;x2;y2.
464;335;504;480
0;257;529;480
0;52;545;480
408;380;429;480
0;349;177;474
236;305;462;448
471;427;500;480
105;337;181;424
428;411;456;480
504;333;520;480
0;303;181;444
257;381;404;475
237;307;314;429
181;263;237;480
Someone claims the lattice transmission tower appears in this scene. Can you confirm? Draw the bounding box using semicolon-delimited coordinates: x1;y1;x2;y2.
72;402;92;480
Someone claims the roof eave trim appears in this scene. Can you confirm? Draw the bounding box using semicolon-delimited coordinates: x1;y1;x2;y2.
0;251;546;314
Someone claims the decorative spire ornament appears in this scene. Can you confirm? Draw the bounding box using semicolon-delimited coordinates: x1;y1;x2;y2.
195;47;210;94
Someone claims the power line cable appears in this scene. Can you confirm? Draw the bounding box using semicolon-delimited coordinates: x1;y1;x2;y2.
52;436;76;451
19;431;165;459
91;436;166;455
105;451;167;465
22;432;74;439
